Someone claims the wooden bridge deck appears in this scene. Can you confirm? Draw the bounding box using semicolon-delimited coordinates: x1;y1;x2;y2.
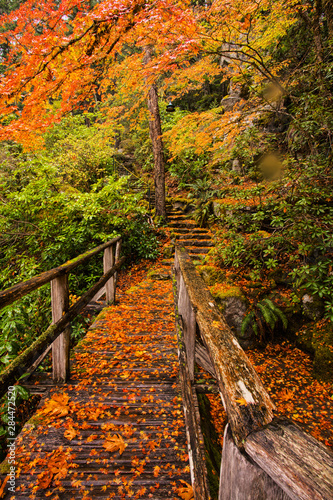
7;265;192;499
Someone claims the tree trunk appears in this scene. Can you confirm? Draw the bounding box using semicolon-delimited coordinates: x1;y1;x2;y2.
323;0;333;38
313;0;323;64
144;48;166;218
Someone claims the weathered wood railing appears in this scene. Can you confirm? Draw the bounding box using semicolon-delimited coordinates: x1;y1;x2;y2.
173;246;333;500
0;237;124;396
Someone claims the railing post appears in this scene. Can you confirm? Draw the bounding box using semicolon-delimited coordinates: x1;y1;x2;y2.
114;239;122;292
104;245;115;304
51;274;70;383
219;424;289;500
178;274;196;381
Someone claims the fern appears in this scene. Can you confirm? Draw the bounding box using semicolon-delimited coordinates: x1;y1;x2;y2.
241;298;288;341
241;311;255;336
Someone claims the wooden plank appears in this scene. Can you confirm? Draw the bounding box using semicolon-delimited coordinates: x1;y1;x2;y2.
0;256;125;399
91;285;106;302
173;273;211;500
194;383;219;394
174;246;275;448
0;236;121;309
195;340;217;378
219;424;290;500
114;239;122;295
51;275;71;383
244;421;333;500
1;266;192;500
104;246;115;304
178;274;196;380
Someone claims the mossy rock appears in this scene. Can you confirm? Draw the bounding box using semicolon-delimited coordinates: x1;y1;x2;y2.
147;268;170;281
170;197;194;212
209;283;255;348
312;321;333;381
295;319;333;381
162;244;175;259
196;265;226;286
209;283;244;302
301;294;325;321
212;200;227;218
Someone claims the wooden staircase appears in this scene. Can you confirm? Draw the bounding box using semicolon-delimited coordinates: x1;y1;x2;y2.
167;208;214;257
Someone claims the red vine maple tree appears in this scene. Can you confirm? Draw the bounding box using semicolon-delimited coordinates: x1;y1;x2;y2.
0;0;198;215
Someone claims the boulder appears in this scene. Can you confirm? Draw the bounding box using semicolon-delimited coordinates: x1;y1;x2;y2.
295;319;333;381
209;284;255;348
197;265;225;286
301;294;325;321
163;244;175;259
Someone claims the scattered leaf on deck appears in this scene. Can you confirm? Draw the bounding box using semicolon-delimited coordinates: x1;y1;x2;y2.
103;434;126;455
177;480;194;499
40;393;69;418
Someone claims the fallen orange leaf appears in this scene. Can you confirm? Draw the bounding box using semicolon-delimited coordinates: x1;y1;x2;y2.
176;480;194;500
39;393;69;418
103;434;126;455
64;425;76;441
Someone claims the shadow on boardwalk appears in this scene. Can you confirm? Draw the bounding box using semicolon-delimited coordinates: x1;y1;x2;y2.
5;264;191;499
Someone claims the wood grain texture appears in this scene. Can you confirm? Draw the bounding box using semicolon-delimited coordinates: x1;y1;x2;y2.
244;421;333;500
178;274;196;381
0;236;121;309
195;340;217;378
1;266;191;499
174;247;275;448
0;256;125;398
51;275;71;382
220;424;291;500
103;245;115;304
173;274;211;500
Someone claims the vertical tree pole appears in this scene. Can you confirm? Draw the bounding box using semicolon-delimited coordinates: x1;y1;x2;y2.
51;274;70;382
144;47;166;218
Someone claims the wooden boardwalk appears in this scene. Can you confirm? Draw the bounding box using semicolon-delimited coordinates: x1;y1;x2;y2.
7;265;192;499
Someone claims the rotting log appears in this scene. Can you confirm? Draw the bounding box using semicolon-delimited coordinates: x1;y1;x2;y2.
244;420;333;500
0;236;121;309
174;246;275;448
0;257;125;399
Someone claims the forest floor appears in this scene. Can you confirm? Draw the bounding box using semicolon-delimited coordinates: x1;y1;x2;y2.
246;341;333;449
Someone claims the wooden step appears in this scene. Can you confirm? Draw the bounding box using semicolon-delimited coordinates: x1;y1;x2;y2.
177;234;212;241
182;240;214;247
188;247;212;255
168;221;197;229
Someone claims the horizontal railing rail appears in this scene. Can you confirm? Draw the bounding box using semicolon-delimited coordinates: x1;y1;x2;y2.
0;237;123;389
173;246;333;500
0;236;121;309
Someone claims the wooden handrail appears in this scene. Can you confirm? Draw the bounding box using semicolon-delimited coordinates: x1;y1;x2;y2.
0;256;125;400
174;246;333;500
0;236;121;309
0;237;123;385
174;246;275;447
